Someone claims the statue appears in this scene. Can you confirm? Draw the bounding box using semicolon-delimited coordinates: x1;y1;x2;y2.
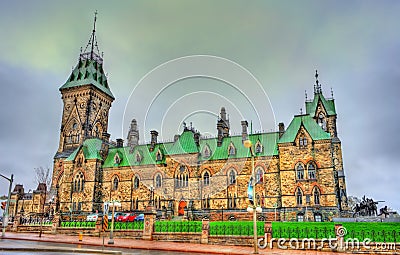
378;206;390;218
352;196;382;217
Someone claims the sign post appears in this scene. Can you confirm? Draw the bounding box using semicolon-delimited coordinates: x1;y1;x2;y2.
107;201;121;245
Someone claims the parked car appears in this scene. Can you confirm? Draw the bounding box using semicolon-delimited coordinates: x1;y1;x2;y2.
135;213;144;221
116;213;136;222
108;212;124;221
86;213;99;222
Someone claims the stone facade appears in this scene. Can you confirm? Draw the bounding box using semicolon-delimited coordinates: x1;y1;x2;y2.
45;27;349;222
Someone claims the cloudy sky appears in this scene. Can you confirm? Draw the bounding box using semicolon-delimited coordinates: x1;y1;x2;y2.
0;1;399;212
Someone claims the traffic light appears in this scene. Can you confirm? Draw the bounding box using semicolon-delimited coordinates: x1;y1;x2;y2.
1;201;6;210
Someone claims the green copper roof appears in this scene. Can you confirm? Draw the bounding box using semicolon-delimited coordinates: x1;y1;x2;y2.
168;131;199;155
279;114;331;143
66;138;103;161
60;58;114;99
305;93;336;116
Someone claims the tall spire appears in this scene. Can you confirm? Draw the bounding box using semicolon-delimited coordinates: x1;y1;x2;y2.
80;11;103;64
314;69;322;94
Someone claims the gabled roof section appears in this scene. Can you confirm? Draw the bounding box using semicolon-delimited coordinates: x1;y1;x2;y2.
305;93;336;116
60;58;114;99
168;131;199;155
279;115;330;143
65;138;103;161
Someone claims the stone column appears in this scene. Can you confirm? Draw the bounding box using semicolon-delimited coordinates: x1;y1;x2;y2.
264;222;272;249
200;219;209;244
51;213;60;234
142;205;156;240
94;215;103;236
335;223;345;252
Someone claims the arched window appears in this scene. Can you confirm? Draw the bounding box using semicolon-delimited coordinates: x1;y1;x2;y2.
308;163;316;180
175;165;189;188
296;164;304;180
73;172;84;192
299;135;307;148
228;169;236;185
112;176;119;191
133;176;140;189
256;168;264;183
155;174;162;188
203;171;210;186
313;187;320;205
317;112;327;131
296;187;303;205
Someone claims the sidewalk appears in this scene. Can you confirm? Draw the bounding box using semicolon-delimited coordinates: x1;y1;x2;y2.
0;232;387;255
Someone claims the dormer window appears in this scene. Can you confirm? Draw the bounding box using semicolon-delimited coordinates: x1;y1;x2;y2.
317;112;327;131
228;143;236;156
156;149;162;161
203;145;211;158
114;153;121;165
136;152;142;162
255;141;263;153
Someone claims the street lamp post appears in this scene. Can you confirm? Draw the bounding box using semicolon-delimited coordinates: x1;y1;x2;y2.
244;140;261;254
108;201;121;245
1;173;14;238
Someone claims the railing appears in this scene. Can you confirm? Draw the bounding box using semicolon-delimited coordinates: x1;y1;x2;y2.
20;216;53;226
60;221;96;228
111;221;144;230
273;223;335;239
209;221;264;236
154;221;202;233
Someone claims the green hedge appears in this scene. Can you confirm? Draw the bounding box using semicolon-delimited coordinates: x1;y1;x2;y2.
272;222;335;239
154;221;202;233
209;221;264;236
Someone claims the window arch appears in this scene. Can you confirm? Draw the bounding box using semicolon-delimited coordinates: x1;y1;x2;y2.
296;187;303;205
313;186;320;205
317;112;327;131
308;162;316;180
296;164;304;180
256;167;264;183
73;172;84;192
203;171;210;186
133;176;140;189
228;169;236;185
155;173;162;188
175;165;189;188
112;176;119;191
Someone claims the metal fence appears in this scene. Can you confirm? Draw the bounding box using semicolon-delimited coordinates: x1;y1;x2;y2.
20;216;53;226
154;221;202;233
60;221;96;228
209;221;264;236
112;221;144;230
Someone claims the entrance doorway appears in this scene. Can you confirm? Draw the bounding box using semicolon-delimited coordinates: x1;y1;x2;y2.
178;200;186;216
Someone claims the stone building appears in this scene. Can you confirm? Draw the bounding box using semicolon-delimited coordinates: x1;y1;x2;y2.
49;19;349;222
8;183;48;218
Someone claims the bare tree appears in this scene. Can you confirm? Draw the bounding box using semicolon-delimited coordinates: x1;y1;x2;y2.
34;166;52;191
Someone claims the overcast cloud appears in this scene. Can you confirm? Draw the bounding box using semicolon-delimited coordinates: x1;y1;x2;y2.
0;1;399;212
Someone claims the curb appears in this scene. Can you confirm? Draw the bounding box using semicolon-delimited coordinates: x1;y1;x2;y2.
0;247;122;254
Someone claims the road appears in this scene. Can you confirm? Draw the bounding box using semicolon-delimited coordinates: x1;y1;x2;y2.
0;239;207;255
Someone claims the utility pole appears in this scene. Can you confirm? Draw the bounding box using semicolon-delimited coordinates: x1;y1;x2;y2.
1;173;14;237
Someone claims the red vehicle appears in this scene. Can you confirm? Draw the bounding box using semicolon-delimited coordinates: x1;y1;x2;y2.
116;213;136;222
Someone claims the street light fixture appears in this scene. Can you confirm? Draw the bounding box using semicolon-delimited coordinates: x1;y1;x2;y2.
243;140;260;254
0;173;14;237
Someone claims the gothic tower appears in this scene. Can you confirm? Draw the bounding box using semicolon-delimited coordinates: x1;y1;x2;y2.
52;13;114;196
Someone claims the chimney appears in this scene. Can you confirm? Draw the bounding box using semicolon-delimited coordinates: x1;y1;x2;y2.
150;130;158;151
279;122;285;138
241;120;248;143
127;119;139;152
116;138;124;148
194;131;200;147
